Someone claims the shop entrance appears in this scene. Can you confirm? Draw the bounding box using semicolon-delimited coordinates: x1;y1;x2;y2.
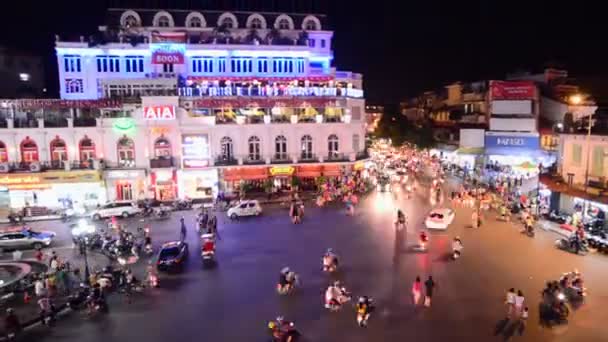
116;181;134;201
155;181;176;201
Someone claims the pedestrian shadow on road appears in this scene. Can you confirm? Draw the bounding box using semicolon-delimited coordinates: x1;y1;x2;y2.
392;228;406;265
493;317;522;340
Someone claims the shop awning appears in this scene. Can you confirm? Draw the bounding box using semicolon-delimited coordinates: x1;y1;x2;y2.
323;165;342;177
223;167;268;181
456;147;484;155
297;165;323;178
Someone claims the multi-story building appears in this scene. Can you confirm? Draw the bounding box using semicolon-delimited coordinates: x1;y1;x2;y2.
0;8;366;213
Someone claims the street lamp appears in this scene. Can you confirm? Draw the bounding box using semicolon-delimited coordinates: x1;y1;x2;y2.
569;94;583;105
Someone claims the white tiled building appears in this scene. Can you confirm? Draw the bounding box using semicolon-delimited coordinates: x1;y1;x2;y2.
0;8;366;212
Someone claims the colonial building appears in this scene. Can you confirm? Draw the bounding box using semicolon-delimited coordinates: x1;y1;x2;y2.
0;8;366;213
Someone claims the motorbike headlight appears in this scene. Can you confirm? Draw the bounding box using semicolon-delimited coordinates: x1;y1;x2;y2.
557;292;566;301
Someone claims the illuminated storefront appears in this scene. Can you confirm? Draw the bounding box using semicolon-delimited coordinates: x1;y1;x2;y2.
0;170;105;210
103;169;147;202
178;169;218;200
150;170;177;201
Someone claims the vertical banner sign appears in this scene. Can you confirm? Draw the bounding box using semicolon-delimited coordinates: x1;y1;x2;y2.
150;31;187;65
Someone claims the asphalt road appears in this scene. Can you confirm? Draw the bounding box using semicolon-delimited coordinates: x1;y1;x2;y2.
7;177;608;342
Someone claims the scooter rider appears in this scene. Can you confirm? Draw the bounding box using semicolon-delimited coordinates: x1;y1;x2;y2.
323;249;339;272
356;296;374;327
452;236;463;257
325;281;345;309
396;209;406;230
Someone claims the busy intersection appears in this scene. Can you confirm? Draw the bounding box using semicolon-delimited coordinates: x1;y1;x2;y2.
3;148;608;342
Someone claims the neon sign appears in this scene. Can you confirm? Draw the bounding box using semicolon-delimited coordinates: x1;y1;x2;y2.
269;166;295;176
178;86;364;99
143;105;176;120
150;43;185;64
112;118;136;133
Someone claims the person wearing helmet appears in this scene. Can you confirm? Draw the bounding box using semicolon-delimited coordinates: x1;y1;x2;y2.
452;236;463;255
278;267;290;292
356;296;373;327
323;249;338;272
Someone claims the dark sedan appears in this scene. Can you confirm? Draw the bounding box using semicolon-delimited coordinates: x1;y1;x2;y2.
156;241;188;272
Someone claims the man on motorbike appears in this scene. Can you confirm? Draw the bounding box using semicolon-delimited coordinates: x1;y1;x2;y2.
396;209;406;230
323;249;338;272
356;296;374;327
278;267;297;293
325;281;347;310
452;236;463;257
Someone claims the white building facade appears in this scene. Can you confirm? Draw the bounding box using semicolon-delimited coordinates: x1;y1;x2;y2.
0;8;366;212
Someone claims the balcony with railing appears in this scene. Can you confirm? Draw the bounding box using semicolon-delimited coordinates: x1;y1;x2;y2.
271;154;292;164
150;157;175;168
43;110;71;128
356;150;370;160
326;152;349;162
242;155;266;165
298;153;317;163
103;159;136;169
214;156;238;166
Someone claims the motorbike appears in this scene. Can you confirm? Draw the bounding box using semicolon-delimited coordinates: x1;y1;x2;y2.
277;272;299;295
322;254;338;273
153;208;171;220
452;241;463;260
268;317;300;342
140;206;154;218
521;224;535;237
147;272;160;288
555;237;589;255
325;286;351;312
172;199;193;211
201;235;216;266
356;298;374;327
544;210;569;224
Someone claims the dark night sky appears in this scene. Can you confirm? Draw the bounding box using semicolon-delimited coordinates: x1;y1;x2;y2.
1;0;606;108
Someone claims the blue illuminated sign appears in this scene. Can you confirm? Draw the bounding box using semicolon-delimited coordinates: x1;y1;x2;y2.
485;134;539;150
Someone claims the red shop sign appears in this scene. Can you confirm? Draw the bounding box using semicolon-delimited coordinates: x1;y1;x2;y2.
490;80;537;100
152;51;184;64
143;105;176;120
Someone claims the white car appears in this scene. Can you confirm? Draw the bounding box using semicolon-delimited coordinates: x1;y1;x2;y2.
90;202;141;220
227;200;262;219
425;208;455;230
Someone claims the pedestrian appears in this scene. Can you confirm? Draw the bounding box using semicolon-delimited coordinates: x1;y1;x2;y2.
49;256;59;272
34;277;46;297
424;276;436;307
411;276;422;306
519;306;529;335
180;217;187;241
514;290;525;317
505;288;516;318
55;267;65;294
4;308;21;338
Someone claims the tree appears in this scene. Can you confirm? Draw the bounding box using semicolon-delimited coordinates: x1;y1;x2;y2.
375;110;435;148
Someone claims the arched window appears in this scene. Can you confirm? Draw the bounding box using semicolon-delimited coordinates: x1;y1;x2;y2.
248;136;261;161
158;15;171;27
117;136;135;167
220;137;234;160
328;134;339;158
222;17;235;29
275;135;287;160
0;141;7;162
352;134;360;153
300;135;313;160
304;19;317;31
50;137;68;167
20;137;38;163
79;136;96;162
251;17;263;29
278;18;290;30
124;15;139;27
189;16;202;27
154;136;171;158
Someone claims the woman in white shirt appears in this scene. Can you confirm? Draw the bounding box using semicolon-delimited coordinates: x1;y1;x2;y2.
505;288;516;318
514;290;525;317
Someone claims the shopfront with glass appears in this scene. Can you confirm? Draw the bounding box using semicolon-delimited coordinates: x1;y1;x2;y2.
103;169;147;202
178;169;218;200
0;170;105;211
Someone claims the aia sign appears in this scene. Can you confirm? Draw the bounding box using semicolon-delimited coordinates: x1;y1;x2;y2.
143;106;176;120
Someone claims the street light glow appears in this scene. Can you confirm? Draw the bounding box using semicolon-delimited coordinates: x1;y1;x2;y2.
569;94;583;105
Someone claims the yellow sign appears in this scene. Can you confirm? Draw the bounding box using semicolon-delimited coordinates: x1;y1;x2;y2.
0;170;101;189
353;162;365;171
269;166;295;176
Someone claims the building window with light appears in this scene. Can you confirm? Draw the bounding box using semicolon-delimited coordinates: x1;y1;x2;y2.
248;136;261;161
301;135;313;160
295;58;305;74
192;57;214;73
117;136;135;167
63;55;81;72
218;58;226;73
96;55;120;73
220;137;234;160
230;58;253;74
257;58;269;73
328;134;339;158
125;56;144;73
275;135;287;160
